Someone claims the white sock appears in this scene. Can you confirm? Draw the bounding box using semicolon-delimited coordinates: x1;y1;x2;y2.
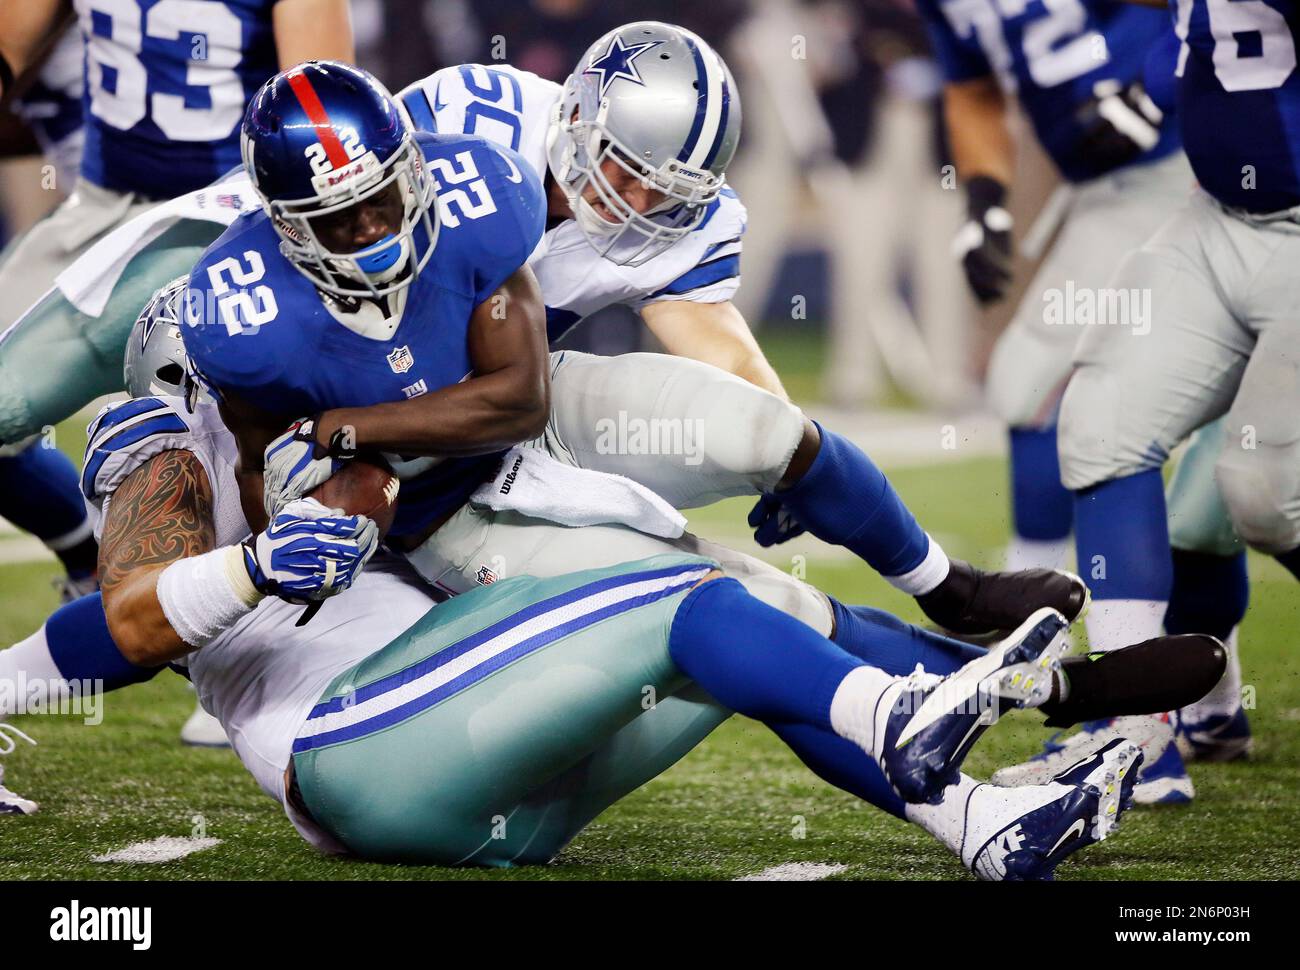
885;534;951;596
1084;598;1165;653
828;664;901;757
1182;627;1243;720
0;626;70;718
1005;535;1072;573
905;773;982;857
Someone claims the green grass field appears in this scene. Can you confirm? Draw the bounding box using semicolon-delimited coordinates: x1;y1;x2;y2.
2;437;1297;880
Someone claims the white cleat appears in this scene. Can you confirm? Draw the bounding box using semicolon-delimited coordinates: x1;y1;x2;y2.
180;702;231;748
0;724;39;816
966;739;1142;881
991;713;1193;805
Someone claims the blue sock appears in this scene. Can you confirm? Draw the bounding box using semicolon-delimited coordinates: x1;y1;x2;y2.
829;597;981;677
1074;470;1172;602
779;422;930;578
669;578;862;730
770;722;906;819
1165;550;1248;640
45;593;161;690
0;445;96;577
1009;426;1072;540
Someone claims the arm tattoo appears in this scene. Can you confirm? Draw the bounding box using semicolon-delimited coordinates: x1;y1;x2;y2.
99;449;216;598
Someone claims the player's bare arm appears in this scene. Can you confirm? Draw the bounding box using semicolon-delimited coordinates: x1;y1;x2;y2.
312;264;550;457
945;75;1015;185
639;300;789;401
0;0;72;106
271;0;356;68
98;449;216;666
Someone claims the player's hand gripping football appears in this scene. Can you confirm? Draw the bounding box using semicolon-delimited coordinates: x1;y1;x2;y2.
953;176;1014;304
262;415;357;517
241;497;379;604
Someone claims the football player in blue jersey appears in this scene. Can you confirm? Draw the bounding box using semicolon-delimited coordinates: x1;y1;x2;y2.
915;0;1255;801
995;0;1300;793
0;0;353;628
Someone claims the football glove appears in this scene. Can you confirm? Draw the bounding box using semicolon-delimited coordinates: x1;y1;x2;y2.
241;498;378;603
953;176;1013;305
748;493;807;547
1073;79;1163;174
262;415;357;518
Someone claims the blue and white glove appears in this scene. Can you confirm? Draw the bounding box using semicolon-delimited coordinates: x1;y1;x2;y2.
241;498;378;603
262;415;356;518
748;492;807;547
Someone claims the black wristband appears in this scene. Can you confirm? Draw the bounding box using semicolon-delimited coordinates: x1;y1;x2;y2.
966;174;1008;213
0;51;14;101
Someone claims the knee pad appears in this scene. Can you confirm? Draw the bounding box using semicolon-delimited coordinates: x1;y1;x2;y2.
1216;445;1300;554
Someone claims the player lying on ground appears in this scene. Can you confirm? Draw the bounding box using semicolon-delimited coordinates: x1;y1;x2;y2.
0;307;1228;878
997;0;1300;795
917;0;1255;797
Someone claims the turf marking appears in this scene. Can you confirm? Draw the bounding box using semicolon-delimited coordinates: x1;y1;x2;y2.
735;862;848;881
93;836;222;864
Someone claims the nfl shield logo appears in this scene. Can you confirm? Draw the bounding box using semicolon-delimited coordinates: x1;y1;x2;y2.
386;345;414;374
475;564;498;586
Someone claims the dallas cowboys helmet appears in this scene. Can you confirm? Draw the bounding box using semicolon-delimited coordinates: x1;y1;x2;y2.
241;61;438;300
124;276;208;410
547;22;742;266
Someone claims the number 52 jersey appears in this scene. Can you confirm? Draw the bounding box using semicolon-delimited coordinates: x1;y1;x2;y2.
181;131;547;540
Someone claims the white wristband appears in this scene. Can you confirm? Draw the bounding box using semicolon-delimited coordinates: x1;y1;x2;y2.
156;545;264;648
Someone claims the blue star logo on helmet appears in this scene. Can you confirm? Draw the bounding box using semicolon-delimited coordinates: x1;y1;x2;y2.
583;34;661;98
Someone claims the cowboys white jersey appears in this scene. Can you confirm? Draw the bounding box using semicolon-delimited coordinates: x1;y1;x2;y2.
82;395;438;851
398;64;748;340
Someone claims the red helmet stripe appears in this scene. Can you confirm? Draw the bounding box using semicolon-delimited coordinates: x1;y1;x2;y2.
286;68;351;168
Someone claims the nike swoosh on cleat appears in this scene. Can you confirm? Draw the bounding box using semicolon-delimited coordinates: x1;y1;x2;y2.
1048;817;1086;857
433;82;448;113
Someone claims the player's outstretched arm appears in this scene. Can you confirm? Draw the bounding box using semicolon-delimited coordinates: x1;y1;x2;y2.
98;449;218;665
99;448;377;665
639;300;789;400
312;265;550;457
271;0;356;69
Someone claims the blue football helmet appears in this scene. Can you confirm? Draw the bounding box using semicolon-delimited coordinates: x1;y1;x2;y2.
241;61;438;299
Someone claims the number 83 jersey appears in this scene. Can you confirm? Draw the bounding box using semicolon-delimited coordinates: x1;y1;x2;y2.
74;0;279;199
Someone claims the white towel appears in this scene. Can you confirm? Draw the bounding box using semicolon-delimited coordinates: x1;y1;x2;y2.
471;447;687;539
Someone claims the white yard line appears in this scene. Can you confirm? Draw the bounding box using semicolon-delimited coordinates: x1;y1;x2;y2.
93;836;222;864
735;862;848;882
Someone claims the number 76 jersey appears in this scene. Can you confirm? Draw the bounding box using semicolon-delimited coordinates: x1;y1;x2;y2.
1173;0;1300;213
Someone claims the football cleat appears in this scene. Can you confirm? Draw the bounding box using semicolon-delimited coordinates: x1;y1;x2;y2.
53;572;99;604
991;713;1194;805
966;739;1142;881
0;724;39;816
916;559;1089;636
880;607;1068;804
1177;705;1253;762
180;702;231;748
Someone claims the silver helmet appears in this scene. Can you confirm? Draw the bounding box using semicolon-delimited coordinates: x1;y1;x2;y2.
124;276;207;409
547;21;742;266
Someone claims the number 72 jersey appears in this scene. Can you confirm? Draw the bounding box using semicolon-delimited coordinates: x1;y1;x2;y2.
74;0;280;198
1173;0;1300;213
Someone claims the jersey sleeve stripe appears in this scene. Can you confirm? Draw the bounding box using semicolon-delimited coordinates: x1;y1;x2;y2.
81;413;191;499
85;397;171;445
648;253;740;300
401;88;438;134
